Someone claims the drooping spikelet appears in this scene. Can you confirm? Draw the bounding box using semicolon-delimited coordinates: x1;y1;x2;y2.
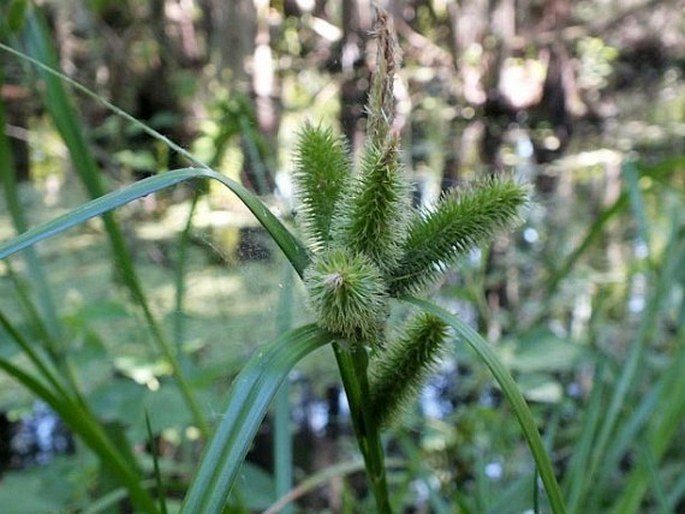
292;123;352;250
333;135;411;273
369;312;449;427
304;247;387;345
389;176;528;296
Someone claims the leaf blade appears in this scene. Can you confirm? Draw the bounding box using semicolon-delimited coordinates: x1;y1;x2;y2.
179;324;333;514
403;297;566;514
0;167;311;276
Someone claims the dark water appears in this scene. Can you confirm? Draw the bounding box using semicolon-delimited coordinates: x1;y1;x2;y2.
0;402;74;472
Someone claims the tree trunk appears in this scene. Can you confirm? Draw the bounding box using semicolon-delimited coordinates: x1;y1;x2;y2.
340;0;373;155
212;0;276;195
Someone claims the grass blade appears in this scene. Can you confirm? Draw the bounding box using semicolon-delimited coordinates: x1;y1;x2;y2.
581;224;685;507
404;297;566;514
0;308;67;397
623;160;650;252
0;167;309;276
562;362;606;510
20;10;211;435
179;324;333;514
145;411;168;514
0;77;62;343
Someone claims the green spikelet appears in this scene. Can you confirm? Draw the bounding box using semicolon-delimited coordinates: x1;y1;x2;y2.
369;312;449;427
304;247;387;345
366;9;401;146
334;135;411;272
292;123;352;250
389;176;528;296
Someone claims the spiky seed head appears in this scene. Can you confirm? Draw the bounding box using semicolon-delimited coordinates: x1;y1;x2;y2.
304;247;387;346
292;123;352;251
369;312;449;427
333;135;411;272
389;176;529;295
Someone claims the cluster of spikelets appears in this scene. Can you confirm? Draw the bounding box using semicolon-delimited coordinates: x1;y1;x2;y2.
292;11;528;428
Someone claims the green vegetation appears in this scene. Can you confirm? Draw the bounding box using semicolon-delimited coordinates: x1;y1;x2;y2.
1;2;685;514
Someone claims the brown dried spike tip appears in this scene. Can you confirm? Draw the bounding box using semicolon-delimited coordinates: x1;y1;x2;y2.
366;9;402;146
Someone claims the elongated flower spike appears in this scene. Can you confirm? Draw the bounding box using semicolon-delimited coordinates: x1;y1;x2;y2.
369;312;449;427
389;176;529;296
292;123;352;251
333;134;411;273
331;9;409;272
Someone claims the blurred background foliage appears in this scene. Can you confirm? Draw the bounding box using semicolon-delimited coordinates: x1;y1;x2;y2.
0;0;684;512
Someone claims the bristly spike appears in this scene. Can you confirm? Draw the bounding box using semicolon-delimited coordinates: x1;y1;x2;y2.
369;312;449;428
292;123;352;251
389;176;529;296
366;8;401;147
333;135;411;273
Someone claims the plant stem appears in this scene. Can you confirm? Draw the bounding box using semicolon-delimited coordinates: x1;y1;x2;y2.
333;343;392;513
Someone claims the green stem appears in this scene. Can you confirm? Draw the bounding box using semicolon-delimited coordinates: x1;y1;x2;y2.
333;343;392;513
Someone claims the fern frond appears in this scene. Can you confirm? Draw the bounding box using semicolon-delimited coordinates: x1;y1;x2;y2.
369;312;449;427
333;136;411;272
389;176;528;296
292;123;352;250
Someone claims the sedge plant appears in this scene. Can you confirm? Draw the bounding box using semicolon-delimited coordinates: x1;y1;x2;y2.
0;7;567;514
290;11;529;512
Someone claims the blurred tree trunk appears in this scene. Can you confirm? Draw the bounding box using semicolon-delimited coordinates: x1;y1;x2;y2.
211;0;277;195
340;0;373;155
250;0;279;194
216;0;255;88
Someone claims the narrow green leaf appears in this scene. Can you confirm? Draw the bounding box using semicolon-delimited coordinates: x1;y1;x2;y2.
0;75;62;344
0;308;66;398
581;225;685;507
609;328;685;514
274;265;295;514
179;324;333;514
0;167;310;277
623;160;650;253
145;411;168;514
544;194;627;295
22;10;212;436
404;297;566;514
562;363;606;511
